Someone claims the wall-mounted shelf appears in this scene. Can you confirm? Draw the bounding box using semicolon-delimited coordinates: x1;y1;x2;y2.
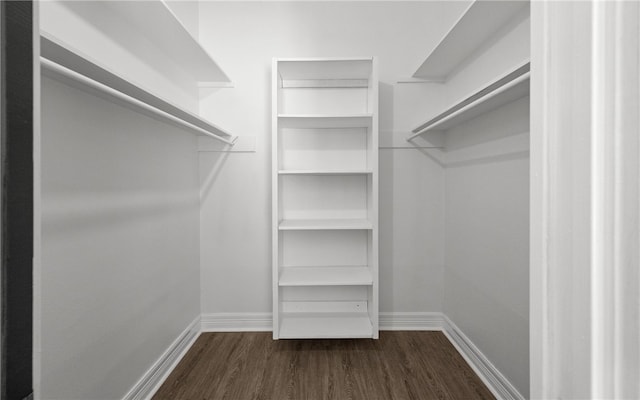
278;219;373;231
409;63;530;140
89;0;230;83
278;114;373;129
279;266;373;286
412;0;529;81
41;33;236;144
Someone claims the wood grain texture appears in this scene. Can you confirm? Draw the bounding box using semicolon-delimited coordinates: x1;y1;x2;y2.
153;332;495;400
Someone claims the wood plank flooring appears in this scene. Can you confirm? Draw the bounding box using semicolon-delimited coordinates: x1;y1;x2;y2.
153;331;495;400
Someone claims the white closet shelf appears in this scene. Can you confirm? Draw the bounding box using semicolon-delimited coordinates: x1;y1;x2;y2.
278;219;373;231
279;266;373;286
413;0;529;81
41;33;236;145
409;62;530;139
101;0;230;83
279;313;373;339
277;58;373;81
278;114;373;129
278;170;373;176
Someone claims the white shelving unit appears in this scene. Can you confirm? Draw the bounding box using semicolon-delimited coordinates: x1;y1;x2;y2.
272;58;379;339
40;33;236;144
409;62;530;139
412;0;528;81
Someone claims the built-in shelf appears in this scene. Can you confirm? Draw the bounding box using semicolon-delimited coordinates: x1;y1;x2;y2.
409;63;530;139
278;219;373;231
279;313;373;339
40;33;236;144
278;58;373;81
278;114;373;129
279;266;373;286
99;0;230;83
278;170;373;176
413;0;529;81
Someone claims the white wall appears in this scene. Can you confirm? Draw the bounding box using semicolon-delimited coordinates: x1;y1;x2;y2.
197;1;464;316
39;75;201;400
442;8;530;398
37;3;204;398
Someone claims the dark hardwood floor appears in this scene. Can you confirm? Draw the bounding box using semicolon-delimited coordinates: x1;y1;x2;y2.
153;331;495;400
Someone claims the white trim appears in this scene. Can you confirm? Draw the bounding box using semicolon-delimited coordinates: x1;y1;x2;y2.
122;316;201;400
379;312;443;331
201;313;273;332
442;316;525;400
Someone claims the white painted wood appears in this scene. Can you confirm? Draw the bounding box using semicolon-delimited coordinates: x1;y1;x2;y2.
40;34;236;144
201;313;273;332
409;63;529;139
278;58;373;80
443;316;526;400
278;114;372;129
278;218;373;231
271;58;280;340
53;0;230;83
531;1;640;398
278;170;372;175
379;312;443;331
273;58;378;339
413;0;528;81
122;317;201;400
279;266;373;286
279;313;373;339
282;79;369;88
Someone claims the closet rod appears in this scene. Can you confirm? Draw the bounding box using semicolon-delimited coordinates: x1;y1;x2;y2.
40;57;237;146
407;65;530;141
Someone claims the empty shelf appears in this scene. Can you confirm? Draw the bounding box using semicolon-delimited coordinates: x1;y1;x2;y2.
97;1;230;82
279;266;373;286
278;170;373;176
277;58;373;81
278;219;373;231
278;114;372;129
279;313;373;339
409;63;530;138
413;0;529;81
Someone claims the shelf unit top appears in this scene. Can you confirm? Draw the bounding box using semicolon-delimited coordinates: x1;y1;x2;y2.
413;0;529;81
279;266;373;286
278;114;372;129
100;0;230;83
279;219;374;231
279;313;373;339
277;58;373;81
41;33;235;143
409;62;530;138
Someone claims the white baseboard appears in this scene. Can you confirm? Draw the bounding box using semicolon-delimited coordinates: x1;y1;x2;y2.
379;312;443;331
122;316;201;400
200;312;443;333
201;312;272;332
442;315;525;400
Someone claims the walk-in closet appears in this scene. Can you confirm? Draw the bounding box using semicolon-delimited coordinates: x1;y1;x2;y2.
1;0;638;399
